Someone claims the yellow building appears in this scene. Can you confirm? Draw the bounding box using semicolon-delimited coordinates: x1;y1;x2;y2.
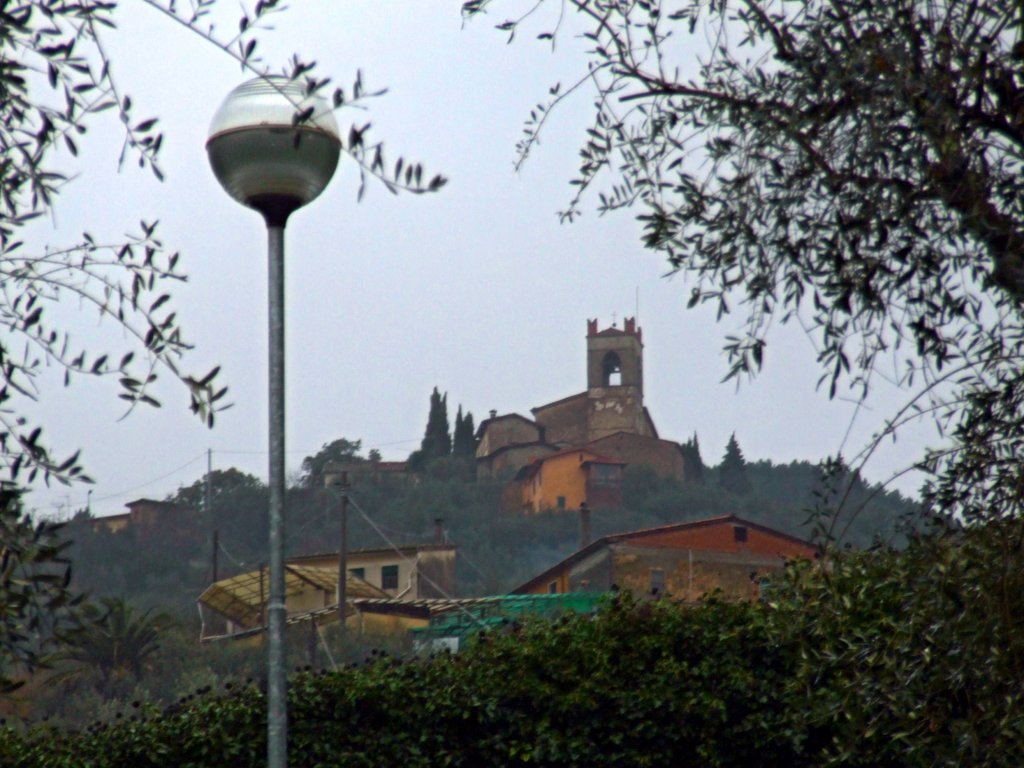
515;448;625;513
290;543;456;600
197;543;457;642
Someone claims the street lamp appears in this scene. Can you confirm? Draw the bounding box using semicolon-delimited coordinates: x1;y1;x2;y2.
207;76;340;768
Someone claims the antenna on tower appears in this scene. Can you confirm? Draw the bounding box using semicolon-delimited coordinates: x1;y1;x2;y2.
635;286;640;325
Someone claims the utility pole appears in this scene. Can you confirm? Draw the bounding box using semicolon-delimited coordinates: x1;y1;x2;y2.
579;502;592;549
335;471;350;631
259;563;266;643
205;448;213;516
206;449;215;582
211;529;219;583
307;617;317;668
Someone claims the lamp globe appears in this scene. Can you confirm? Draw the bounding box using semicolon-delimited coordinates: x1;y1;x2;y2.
207;76;340;224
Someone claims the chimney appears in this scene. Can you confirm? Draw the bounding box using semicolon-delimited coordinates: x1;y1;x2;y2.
579;502;591;549
489;409;497;419
434;518;445;545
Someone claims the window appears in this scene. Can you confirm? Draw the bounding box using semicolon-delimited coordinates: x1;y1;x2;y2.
590;463;621;487
557;495;566;509
650;568;666;595
381;564;399;590
733;525;748;543
548;581;558;594
348;567;365;580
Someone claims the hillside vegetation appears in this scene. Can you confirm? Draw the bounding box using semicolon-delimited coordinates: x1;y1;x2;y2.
13;441;917;728
3;519;1020;767
63;446;918;608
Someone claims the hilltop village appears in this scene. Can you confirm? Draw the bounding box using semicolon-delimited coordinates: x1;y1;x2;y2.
65;318;911;658
474;317;697;512
329;317;699;511
6;315;919;737
4;0;1018;759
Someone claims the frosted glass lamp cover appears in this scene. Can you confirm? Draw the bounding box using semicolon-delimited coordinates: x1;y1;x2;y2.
207;76;341;223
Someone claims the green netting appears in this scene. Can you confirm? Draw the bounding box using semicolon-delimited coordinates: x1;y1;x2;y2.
411;593;602;640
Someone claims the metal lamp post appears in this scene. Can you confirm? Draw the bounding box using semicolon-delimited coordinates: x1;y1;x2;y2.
207;77;340;768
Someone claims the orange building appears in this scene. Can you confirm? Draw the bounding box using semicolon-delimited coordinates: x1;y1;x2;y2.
514;447;625;513
515;514;818;601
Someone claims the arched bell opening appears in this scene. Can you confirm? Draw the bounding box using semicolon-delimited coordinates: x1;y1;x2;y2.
602;351;623;386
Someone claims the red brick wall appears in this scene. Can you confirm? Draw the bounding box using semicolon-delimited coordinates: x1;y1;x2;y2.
610;545;785;601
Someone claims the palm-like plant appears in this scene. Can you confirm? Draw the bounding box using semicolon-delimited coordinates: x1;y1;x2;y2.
55;597;168;694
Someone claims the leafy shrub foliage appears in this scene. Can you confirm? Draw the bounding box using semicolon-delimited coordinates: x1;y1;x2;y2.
3;521;1021;767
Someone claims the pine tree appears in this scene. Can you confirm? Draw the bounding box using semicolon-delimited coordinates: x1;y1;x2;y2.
718;433;751;495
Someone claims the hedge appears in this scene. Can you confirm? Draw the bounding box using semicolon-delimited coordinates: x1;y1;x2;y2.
1;522;1021;767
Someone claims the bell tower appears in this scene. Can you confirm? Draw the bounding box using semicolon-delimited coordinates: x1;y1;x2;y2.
587;317;643;391
585;317;649;440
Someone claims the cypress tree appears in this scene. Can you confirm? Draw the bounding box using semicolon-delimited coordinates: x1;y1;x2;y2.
452;407;476;458
463;411;475;453
420;387;451;462
681;431;705;483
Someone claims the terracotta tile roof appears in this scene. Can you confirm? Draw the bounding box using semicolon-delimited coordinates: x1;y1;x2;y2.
513;514;817;594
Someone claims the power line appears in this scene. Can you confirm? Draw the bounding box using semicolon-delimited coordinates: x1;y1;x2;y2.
74;438;422;512
455;548;491;583
345;492;488;630
216;540;253;570
79;451;208;505
216;436;420;458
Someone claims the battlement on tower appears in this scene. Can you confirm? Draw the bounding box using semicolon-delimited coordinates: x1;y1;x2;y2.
586;317;642;343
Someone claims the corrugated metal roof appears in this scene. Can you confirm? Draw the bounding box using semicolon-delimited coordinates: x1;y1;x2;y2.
197;565;387;629
199;592;603;644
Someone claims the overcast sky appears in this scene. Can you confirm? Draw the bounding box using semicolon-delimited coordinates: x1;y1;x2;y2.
20;1;939;519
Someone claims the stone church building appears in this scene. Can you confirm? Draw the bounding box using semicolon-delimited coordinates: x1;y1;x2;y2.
476;318;687;509
531;317;658;446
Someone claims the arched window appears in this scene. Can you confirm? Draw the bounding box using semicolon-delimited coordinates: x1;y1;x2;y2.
602;351;622;386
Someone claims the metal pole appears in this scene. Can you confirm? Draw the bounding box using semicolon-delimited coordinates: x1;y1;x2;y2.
259;563;266;635
211;529;219;584
266;222;288;768
307;617;317;668
337;471;349;630
206;448;213;516
208;449;216;583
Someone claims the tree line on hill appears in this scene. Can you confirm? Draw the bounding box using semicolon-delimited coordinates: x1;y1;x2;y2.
61;424;918;614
